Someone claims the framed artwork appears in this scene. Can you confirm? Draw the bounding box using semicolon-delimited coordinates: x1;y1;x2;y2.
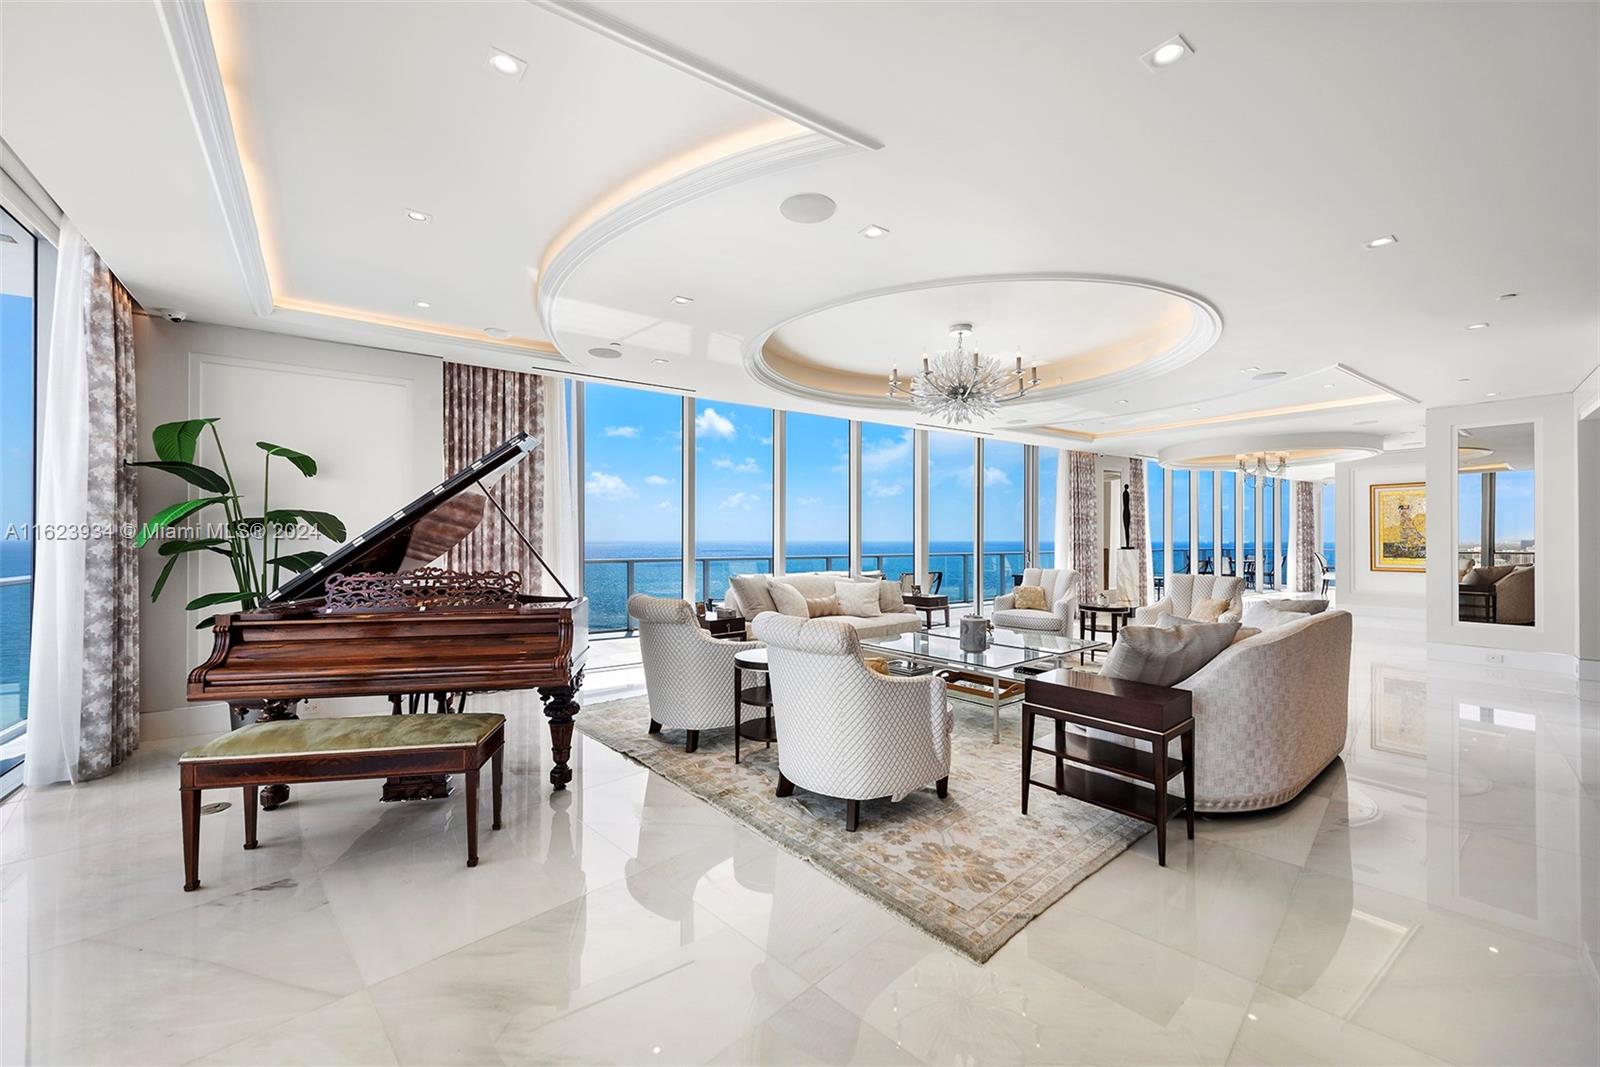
1370;482;1426;572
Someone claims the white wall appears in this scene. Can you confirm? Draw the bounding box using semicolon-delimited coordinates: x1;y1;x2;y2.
135;319;442;728
1332;451;1428;610
1424;392;1578;662
1576;368;1600;676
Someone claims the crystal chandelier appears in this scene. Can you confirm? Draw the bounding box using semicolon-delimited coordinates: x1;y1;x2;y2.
887;323;1039;426
1236;451;1289;477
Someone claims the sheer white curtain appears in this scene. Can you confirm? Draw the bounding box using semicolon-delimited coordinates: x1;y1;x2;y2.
541;375;579;594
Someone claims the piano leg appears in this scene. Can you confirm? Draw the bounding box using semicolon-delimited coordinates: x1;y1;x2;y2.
539;676;583;790
233;699;300;809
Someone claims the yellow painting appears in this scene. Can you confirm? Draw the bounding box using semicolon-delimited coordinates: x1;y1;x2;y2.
1370;482;1426;572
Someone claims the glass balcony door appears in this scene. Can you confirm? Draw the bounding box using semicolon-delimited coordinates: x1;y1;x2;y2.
1;205;38;793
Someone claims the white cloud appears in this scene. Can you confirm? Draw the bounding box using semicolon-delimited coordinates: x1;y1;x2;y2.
759;435;773;446
794;496;820;507
695;407;735;439
867;479;906;498
719;491;758;510
585;471;635;501
713;455;761;474
713;456;735;470
603;425;640;438
984;466;1011;487
656;501;675;512
644;474;672;486
862;430;913;472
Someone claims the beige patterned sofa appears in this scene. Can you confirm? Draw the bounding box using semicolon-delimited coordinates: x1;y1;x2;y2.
722;572;922;640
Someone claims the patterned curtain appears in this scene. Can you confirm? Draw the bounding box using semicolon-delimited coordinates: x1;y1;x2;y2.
441;362;550;592
27;223;140;784
1292;480;1316;592
1127;458;1150;605
1065;450;1100;598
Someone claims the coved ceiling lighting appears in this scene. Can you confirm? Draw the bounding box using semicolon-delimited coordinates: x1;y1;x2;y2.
888;322;1039;426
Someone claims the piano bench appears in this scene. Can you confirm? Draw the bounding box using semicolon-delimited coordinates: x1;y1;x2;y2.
177;713;507;891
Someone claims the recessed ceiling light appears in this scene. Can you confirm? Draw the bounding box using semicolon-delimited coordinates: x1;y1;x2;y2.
1322;383;1335;389
1241;366;1260;374
1253;370;1288;381
651;358;670;365
859;224;890;239
671;295;693;305
405;209;431;223
1497;292;1518;301
1364;234;1398;249
1141;34;1194;71
488;48;526;79
483;327;510;339
1116;399;1130;405
414;300;431;309
587;344;622;360
1486;391;1499;397
1465;322;1490;330
1191;406;1201;412
1456;377;1471;382
0;233;16;245
779;192;836;223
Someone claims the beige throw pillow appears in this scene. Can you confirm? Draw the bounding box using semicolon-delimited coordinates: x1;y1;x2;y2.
768;580;810;618
1241;599;1308;631
1012;585;1048;611
1099;620;1240;687
1190;596;1228;622
835;580;882;617
729;573;777;619
806;595;842;618
878;580;906;613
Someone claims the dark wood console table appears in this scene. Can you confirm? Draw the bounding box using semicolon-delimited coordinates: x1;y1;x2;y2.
1021;668;1194;865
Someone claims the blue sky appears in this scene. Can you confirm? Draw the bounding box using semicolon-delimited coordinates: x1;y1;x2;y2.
1;291;34;575
1459;470;1535;544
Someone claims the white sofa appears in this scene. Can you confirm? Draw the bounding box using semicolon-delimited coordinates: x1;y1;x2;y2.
628;594;761;752
992;566;1078;634
1134;574;1245;626
722;572;922;640
752;613;953;831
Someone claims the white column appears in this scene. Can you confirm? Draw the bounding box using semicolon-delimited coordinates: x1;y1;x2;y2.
681;396;696;602
848;420;863;577
914;429;930;590
772;412;786;576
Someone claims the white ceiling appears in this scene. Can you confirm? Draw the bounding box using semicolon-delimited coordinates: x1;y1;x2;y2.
2;0;1596;458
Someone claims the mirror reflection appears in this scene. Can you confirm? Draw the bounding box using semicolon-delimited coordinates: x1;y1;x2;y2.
1456;423;1535;625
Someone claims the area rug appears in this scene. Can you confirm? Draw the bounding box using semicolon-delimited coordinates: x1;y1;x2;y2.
575;693;1150;962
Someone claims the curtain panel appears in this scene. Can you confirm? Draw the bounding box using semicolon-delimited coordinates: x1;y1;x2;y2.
1292;480;1316;592
26;220;140;785
1127;458;1150;605
441;362;577;594
1065;451;1100;599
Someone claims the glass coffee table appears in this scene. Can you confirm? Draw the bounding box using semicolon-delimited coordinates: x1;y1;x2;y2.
862;628;1105;744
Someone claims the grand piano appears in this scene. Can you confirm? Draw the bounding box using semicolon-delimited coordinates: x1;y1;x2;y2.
188;432;587;806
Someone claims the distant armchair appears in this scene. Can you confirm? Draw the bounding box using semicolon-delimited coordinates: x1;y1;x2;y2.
992;567;1078;634
752;614;952;831
1134;574;1245;626
629;594;760;752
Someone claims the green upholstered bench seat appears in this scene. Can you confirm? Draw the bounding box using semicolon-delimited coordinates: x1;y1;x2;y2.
181;714;506;762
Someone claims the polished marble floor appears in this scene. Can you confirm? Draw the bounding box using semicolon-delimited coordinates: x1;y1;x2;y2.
0;610;1595;1065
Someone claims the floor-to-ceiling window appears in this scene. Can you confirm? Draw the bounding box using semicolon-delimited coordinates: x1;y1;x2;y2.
928;431;976;603
582;383;684;632
1320;480;1336;572
1195;470;1215;575
1220;470;1237;577
1037;448;1058;567
1147;461;1166;580
1262;478;1277;588
1171;469;1191;574
982;440;1025;598
2;207;37;788
783;412;850;572
860;423;914;582
1242;474;1257;588
693;400;772;602
1278;480;1292;589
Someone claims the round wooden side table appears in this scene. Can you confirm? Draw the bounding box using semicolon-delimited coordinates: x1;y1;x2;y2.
733;648;775;763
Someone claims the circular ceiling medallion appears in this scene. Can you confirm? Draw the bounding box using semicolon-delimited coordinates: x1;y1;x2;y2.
779;192;837;223
588;344;623;359
746;273;1221;412
1158;432;1385;471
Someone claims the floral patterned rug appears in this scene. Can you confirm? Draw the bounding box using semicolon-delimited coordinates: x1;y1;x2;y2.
575;693;1149;962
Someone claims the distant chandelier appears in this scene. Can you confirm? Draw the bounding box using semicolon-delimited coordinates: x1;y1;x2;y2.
888;322;1039;426
1236;451;1289;477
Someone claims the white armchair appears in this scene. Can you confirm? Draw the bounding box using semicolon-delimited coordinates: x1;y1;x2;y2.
992;567;1078;634
629;594;760;753
752;614;953;831
1134;574;1244;626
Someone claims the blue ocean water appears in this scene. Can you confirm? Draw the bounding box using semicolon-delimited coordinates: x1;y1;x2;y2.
1;541;33;731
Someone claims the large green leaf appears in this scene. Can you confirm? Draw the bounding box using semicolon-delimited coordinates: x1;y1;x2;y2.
268;550;327;573
150;555;181;602
152;418;219;464
136;497;228;548
256;442;318;477
185;590;253;611
127;460;230;494
265;509;347;542
157;537;229;557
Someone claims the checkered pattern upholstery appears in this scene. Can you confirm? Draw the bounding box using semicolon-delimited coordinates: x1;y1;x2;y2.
752;614;953;803
629;594;761;733
1133;574;1244;626
992;567;1078;633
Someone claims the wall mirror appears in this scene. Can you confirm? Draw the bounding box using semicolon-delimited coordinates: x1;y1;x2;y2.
1456;423;1535;625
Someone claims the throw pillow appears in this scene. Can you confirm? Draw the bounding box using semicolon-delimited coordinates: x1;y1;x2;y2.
1231;626;1262;645
1099;620;1240;687
806;595;842;618
1157;612;1197;628
1012;585;1048;611
861;656;891;676
1262;598;1328;614
878;580;907;613
835;580;882;617
1241;599;1307;630
1190;596;1228;622
768;580;810;618
729;573;777;619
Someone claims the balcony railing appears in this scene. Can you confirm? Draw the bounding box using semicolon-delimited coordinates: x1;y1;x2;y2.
1;574;32;733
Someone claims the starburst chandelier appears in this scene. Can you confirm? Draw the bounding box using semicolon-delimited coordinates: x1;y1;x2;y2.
888;323;1039;426
1236;451;1289;477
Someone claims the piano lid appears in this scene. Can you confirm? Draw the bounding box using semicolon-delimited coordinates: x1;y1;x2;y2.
264;432;541;605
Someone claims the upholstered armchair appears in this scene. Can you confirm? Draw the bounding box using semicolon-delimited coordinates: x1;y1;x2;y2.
991;567;1079;634
1134;574;1244;626
751;614;953;831
629;594;761;752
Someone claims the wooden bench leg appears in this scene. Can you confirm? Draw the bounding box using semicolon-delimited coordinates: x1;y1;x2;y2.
243;785;259;850
491;746;504;832
465;766;480;868
181;786;201;891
